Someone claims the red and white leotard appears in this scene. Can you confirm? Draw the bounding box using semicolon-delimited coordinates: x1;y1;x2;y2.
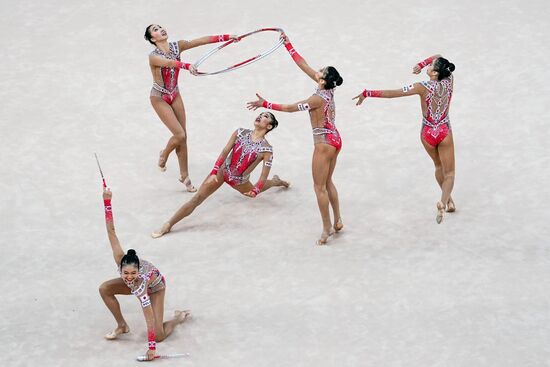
222;128;273;186
150;41;181;105
119;259;166;301
420;74;453;147
311;88;342;150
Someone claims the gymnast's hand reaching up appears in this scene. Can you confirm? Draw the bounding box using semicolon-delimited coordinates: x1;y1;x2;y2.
246;93;265;111
279;32;290;45
103;187;112;201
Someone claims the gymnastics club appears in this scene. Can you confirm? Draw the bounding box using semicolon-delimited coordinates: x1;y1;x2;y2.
137;353;190;361
94;153;107;188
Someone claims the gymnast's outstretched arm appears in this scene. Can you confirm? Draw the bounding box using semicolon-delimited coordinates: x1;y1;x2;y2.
246;93;323;113
352;83;424;106
280;32;319;82
178;34;239;51
102;188;124;266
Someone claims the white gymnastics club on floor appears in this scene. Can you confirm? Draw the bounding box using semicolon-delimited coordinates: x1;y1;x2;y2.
137;352;190;361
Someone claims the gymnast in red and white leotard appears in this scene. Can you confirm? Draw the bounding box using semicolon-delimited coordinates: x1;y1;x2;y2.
353;54;456;223
98;188;189;361
145;24;238;192
151;112;289;238
247;33;343;245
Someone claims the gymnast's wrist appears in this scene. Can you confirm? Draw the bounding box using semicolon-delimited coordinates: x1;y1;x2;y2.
211;159;224;175
363;89;382;98
103;199;112;212
209;34;230;43
284;42;304;64
104;199;113;221
417;56;434;69
262;100;282;111
251;180;264;196
175;61;191;70
147;330;156;350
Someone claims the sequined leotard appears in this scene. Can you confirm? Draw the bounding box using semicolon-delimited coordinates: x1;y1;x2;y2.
311;88;342;150
420;74;453;147
149;41;181;105
222;128;273;186
119;259;166;304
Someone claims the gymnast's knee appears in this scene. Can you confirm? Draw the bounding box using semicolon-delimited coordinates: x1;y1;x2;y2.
99;282;113;298
443;170;455;181
313;183;328;195
173;132;186;144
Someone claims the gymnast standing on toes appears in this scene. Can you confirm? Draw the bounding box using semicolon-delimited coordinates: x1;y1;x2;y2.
353;54;456;223
247;33;343;245
145;24;238;192
152;112;289;238
98;188;190;361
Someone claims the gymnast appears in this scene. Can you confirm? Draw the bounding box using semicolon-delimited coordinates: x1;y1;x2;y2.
98;187;189;361
145;24;238;191
353;54;456;223
152;112;289;238
247;33;343;245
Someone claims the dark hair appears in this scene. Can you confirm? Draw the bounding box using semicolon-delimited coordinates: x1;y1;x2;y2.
322;66;343;89
144;24;155;45
433;57;455;81
120;249;140;269
266;112;278;134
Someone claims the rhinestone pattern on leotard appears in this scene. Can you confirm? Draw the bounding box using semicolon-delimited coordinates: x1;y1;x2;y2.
223;128;273;185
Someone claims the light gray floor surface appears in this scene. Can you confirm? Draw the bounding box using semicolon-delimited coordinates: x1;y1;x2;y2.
1;0;549;366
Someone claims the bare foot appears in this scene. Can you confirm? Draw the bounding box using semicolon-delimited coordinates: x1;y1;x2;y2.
272;175;290;188
179;176;197;192
152;222;171;238
104;325;130;340
174;310;191;324
446;198;456;213
334;218;344;232
316;228;335;245
436;201;445;224
158;150;167;172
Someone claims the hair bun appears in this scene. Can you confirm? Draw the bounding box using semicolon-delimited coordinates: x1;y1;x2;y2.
127;249;137;256
336;76;343;86
448;63;455;72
